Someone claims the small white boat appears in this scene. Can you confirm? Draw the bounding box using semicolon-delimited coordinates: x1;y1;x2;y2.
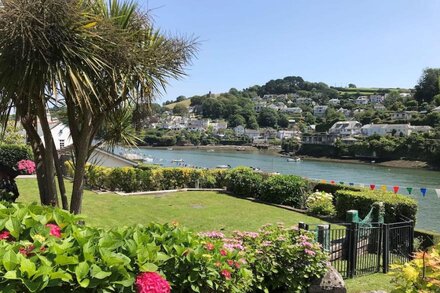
287;157;301;162
172;159;184;163
123;153;144;161
207;149;215;152
167;147;173;151
216;165;231;169
143;157;154;163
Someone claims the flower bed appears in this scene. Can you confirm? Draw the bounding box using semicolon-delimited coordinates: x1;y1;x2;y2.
0;202;328;292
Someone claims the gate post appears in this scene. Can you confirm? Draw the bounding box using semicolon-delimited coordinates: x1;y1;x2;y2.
382;224;390;273
346;210;359;278
409;220;414;259
317;224;330;252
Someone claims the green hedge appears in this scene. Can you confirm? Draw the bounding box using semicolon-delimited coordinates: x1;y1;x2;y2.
0;202;328;292
0;144;33;169
259;175;310;208
335;189;418;223
312;182;361;195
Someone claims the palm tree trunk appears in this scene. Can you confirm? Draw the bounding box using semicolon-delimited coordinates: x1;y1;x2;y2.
52;141;69;210
70;134;90;214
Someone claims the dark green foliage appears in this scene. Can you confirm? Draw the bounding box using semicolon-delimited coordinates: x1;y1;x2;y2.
259;175;310;208
0;144;33;169
312;182;361;195
225;167;264;197
335;189;417;223
414;68;440;103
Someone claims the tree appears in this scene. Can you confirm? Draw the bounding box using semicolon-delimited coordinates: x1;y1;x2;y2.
348;83;356;88
173;104;188;116
228;114;246;128
258;108;278;128
414;68;440;103
246;115;259;129
278;113;289;128
176;95;187;102
0;0;196;214
0;121;26;144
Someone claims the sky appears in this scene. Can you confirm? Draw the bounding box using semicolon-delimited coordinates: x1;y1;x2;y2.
138;0;440;103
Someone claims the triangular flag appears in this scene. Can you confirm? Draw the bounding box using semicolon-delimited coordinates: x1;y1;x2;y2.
321;180;327;184
349;183;354;186
406;187;413;195
420;188;427;197
339;181;344;185
370;184;376;190
330;180;336;185
393;186;399;194
435;189;440;199
380;185;387;191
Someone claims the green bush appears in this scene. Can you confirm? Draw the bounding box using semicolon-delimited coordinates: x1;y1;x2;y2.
0;202;328;292
259;175;309;208
306;191;336;216
225;167;264;197
335;189;418;222
0;144;33;169
312;182;361;196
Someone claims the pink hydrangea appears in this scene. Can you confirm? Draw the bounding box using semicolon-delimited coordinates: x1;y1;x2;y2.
136;272;171;293
305;249;316;256
220;249;228;256
46;224;61;238
221;269;231;280
301;241;313;248
198;231;225;239
0;230;10;240
204;242;215;251
17;160;36;175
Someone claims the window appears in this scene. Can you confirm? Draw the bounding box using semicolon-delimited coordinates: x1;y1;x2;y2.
59;139;65;149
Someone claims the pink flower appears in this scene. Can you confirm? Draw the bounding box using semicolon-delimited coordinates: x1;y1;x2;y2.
221;269;231;280
214;261;222;267
227;260;234;266
0;230;10;240
220;249;227;256
19;245;35;257
46;224;61;238
262;241;272;247
234;261;241;269
305;249;316;256
198;231;225;239
204;242;215;251
136;272;171;293
301;241;313;248
17;160;36;175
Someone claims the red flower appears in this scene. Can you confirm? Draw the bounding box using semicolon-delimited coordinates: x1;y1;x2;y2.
214;262;222;267
40;246;46;252
0;230;10;240
221;269;231;280
19;245;35;257
46;224;61;238
234;261;241;269
227;260;234;266
136;272;171;293
220;249;227;256
204;242;214;251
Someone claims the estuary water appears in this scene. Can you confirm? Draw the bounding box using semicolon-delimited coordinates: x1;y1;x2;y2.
124;147;440;233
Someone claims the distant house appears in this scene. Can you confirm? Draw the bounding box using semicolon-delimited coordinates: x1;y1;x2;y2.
295;97;313;105
313;105;328;117
244;129;261;139
361;124;432;137
281;107;303;114
277;130;295;140
355;96;369;105
329;121;362;136
234;125;245;136
374;104;386;111
211;121;228;133
399;93;412;98
38;122;73;150
254;102;267;112
337;108;351;118
390;111;416;121
328;99;341;106
188;119;210;131
369;95;385;104
302;133;339;145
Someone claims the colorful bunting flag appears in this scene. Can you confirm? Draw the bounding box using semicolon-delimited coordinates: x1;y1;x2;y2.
349;183;354;186
406;187;413;195
380;185;387;191
436;189;440;199
330;180;335;185
370;184;376;190
393;186;399;194
420;188;427;197
320;180;326;184
339;182;344;185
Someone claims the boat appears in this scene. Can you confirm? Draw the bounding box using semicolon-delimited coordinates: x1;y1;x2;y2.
171;159;184;163
287;157;301;162
123;153;144;161
167;147;173;151
142;157;154;163
207;149;215;152
216;165;231;169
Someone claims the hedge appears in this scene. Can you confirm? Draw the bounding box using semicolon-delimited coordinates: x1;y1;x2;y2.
259;175;310;208
335;189;418;223
0;202;328;292
0;144;33;169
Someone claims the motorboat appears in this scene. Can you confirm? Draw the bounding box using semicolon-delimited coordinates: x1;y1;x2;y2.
172;159;184;163
216;165;231;169
287;157;301;162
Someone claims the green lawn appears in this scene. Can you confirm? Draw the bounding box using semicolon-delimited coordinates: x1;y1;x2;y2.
16;178;329;233
345;273;394;292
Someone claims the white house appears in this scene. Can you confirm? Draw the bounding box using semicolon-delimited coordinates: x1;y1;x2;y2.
254;102;267;112
38;122;73;150
277;130;295;140
295;97;313;105
328;121;362;136
361;124;432;137
313;105;328;117
281;107;303;114
374;104;386;111
234;125;245;136
244;129;261;139
188;119;210;131
328;99;341;106
390;111;416;121
88;148;138;168
337;108;351;118
355;96;369;105
369;95;385;104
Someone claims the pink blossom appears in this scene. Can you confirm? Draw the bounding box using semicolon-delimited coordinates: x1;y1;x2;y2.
17;160;36;175
223;242;245;251
305;249;316;256
227;260;234;266
204;242;215;251
239;258;247;265
46;224;61;238
301;241;313;248
19;245;35;257
220;249;227;256
261;241;272;247
0;230;10;240
221;269;231;280
136;272;171;293
198;231;225;239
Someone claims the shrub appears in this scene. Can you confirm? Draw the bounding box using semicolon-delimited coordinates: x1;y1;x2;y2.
0;144;33;169
312;182;361;196
225;167;264;197
335;189;417;222
306;191;336;216
259;175;309;208
390;243;440;292
0;202;329;292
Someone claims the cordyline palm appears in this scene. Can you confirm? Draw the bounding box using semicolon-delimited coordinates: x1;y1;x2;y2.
0;0;196;214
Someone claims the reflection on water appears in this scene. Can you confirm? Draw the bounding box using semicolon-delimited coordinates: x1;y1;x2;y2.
118;147;440;232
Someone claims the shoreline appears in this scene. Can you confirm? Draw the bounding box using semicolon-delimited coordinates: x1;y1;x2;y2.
136;144;436;171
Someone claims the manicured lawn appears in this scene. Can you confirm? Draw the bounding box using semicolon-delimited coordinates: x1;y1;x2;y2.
16;178;330;233
345;273;394;292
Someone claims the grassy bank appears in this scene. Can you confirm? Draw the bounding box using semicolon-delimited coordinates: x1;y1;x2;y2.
16;178;329;232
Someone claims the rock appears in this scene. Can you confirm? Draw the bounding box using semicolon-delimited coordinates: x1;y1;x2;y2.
308;266;346;293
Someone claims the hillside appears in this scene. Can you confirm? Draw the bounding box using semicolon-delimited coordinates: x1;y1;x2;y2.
164;98;191;109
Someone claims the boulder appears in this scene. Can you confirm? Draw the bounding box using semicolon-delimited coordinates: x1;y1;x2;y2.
308;266;346;293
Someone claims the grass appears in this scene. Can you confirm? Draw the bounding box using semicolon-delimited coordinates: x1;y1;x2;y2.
16;178;329;233
345;273;394;292
163;99;191;110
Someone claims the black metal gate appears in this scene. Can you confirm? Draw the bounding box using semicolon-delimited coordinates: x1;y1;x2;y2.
299;220;414;278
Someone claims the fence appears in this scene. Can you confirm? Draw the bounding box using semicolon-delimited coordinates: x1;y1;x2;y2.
299;214;414;278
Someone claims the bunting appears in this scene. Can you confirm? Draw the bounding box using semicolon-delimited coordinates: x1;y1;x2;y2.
421;188;427;197
393;186;399;194
370;184;376;190
380;185;387;192
406;187;413;195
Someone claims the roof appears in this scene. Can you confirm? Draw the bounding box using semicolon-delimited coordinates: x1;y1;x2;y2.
59;145;138;167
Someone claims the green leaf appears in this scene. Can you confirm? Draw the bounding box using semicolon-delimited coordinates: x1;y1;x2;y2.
20;258;36;278
75;261;90;283
5;217;21;239
3;250;18;271
139;263;158;272
54;255;79;266
4;270;18;279
90;264;112;279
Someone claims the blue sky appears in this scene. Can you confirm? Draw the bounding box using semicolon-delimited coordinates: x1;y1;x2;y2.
139;0;440;103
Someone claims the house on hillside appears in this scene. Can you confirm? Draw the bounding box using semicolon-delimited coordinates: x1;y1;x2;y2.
328;121;362;137
244;129;261;139
374;104;386;111
337;108;351;118
390;111;417;121
369;95;385;104
38;122;73;150
234;125;245;136
281;107;303;114
313;105;328;117
328;99;341;106
361;124;432;137
355;96;369;105
295;97;314;105
302;133;339;145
